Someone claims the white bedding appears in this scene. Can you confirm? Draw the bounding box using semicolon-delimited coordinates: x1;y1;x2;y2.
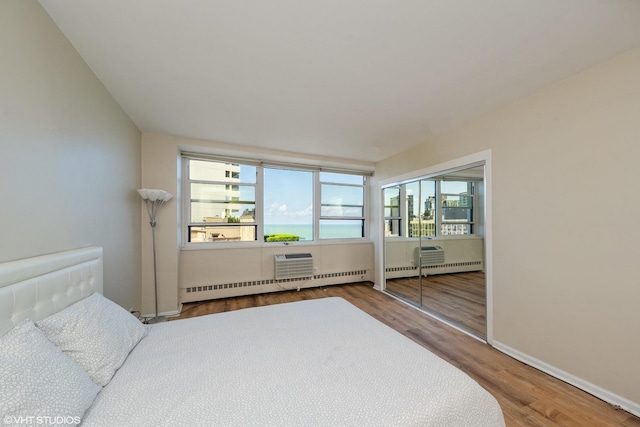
82;297;504;426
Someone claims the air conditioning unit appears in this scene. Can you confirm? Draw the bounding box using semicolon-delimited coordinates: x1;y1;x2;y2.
415;246;445;267
275;253;314;280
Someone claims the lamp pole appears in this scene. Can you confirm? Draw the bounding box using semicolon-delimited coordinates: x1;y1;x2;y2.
138;189;172;323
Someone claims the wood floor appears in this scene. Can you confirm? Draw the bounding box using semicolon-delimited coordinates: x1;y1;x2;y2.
173;283;640;427
386;271;486;338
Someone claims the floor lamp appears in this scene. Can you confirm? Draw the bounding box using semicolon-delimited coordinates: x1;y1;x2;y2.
138;188;173;324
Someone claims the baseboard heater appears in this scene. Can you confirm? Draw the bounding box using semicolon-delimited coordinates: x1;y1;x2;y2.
416;246;445;267
275;253;313;280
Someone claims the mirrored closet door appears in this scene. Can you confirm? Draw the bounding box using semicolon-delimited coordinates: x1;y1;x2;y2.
383;165;487;339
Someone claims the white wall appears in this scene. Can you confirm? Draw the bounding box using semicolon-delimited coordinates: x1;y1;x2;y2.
0;1;141;309
376;48;640;410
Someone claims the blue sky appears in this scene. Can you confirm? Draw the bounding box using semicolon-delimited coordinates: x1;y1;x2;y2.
263;168;313;225
237;166;313;225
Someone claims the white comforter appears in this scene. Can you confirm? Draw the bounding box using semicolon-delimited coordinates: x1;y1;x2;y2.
82;297;504;426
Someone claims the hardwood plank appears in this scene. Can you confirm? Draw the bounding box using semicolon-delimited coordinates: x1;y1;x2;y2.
386;271;487;338
173;283;639;427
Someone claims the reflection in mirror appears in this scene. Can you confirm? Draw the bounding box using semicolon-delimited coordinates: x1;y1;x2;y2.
383;186;401;237
383;185;420;305
419;180;436;237
383;165;486;339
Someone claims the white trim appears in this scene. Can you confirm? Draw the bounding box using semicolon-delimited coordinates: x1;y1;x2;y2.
376;150;493;344
492;341;640;418
483;152;493;344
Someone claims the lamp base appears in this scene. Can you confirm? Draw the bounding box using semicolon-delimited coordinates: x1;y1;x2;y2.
145;316;168;324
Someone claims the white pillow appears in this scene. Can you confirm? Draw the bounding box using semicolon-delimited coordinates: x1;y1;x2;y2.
37;293;149;386
0;319;101;426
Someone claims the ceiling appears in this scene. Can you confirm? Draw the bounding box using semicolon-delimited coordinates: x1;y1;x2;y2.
40;0;640;163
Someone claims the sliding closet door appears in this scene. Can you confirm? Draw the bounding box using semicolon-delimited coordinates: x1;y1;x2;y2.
383;183;420;306
418;169;487;339
383;165;487;340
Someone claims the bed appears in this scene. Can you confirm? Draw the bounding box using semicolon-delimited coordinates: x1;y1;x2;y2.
0;247;505;426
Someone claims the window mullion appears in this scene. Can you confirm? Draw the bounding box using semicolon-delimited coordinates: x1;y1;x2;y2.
435;181;441;237
256;166;264;242
400;185;407;237
314;171;320;241
181;157;190;245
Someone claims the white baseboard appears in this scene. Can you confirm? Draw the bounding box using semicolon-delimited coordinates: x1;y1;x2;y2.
492;341;640;418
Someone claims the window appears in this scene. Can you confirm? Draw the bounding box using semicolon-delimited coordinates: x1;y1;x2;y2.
319;172;365;239
440;181;474;235
383;186;401;237
383;178;476;238
264;168;313;241
184;156;369;244
411;180;435;238
187;160;257;242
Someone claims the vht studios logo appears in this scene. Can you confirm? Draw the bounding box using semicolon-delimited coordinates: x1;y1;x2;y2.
3;416;81;426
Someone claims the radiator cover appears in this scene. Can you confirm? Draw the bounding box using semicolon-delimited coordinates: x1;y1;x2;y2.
275;253;314;280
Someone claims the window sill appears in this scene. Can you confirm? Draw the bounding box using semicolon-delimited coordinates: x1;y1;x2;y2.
181;238;372;251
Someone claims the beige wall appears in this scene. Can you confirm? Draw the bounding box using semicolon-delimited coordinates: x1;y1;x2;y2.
0;1;141;309
385;237;484;278
180;242;374;302
140;134;181;316
376;48;640;408
140;132;375;315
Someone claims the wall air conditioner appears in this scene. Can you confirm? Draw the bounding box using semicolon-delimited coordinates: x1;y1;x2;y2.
274;253;314;280
415;246;445;267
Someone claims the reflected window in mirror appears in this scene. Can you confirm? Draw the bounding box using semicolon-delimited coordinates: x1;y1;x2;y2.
383;186;401;237
441;181;474;235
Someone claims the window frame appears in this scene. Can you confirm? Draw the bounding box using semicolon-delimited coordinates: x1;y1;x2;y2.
184;159;261;244
263;165;315;242
438;180;475;236
383;185;403;237
317;172;367;240
181;154;370;248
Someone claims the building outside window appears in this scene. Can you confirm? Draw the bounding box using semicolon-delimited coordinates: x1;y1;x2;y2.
187;160;257;242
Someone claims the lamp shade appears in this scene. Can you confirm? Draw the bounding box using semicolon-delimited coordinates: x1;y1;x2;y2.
137;189;173;202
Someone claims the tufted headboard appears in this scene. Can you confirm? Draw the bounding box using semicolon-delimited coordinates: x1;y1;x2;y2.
0;246;103;336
